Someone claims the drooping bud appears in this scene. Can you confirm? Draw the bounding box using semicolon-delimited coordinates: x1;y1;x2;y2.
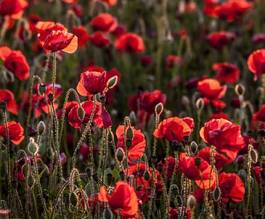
196;98;204;111
235;84;245;96
37;121;46;135
187;195;197;209
155;102;164;115
77;106;85;121
102;206;113;219
212;186;221;202
190;141;198;155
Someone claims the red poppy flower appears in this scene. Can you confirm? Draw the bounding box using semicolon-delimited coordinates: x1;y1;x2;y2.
0;121;24;145
207;31;235;50
127;162;162;203
251;104;265;129
198;147;234;170
178;153;216;189
67;100;110;129
165;55;183;68
116;125;146;162
169;207;191;219
154;117;194;142
98;181;139;218
219;172;245;203
115;33;145;53
139;90;167;113
0;0;28;19
209;112;229;120
197;78;227;109
0;89;18;115
247;49;265;79
90;31;110;48
213;63;240;84
25;83;63;118
200;118;244;161
157;156;178;179
203;0;220;17
0;46;30;80
90;13;118;33
35;21;78;53
99;0;117;6
72;26;90;48
77;66;119;96
213;0;252;22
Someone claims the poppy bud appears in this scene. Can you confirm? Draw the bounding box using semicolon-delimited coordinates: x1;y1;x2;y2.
37;121;46;135
143;170;150;181
155;102;164;115
77;106;85;121
126;127;134;141
196;98;204;111
187;195;196;209
106;75;118;90
102;206;113;219
27;137;39;156
115;147;125;162
129;111;137;125
190;141;198;154
38;83;46;95
181;95;190;107
212;186;221;201
48;93;54;103
195;157;201;167
235;84;245;96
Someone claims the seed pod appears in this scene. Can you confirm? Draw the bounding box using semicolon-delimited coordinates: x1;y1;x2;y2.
187;195;197;209
115;147;125;163
155;102;164;115
77;106;85;121
37;121;46;135
27;138;39;156
212;186;221;202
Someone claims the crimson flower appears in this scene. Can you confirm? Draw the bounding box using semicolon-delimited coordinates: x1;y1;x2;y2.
247;49;265;79
207;31;235;50
0;89;18;115
0;121;24;145
90;13;118;33
213;63;240;84
72;26;90;48
115;33;145;53
0;0;28;19
219;172;245;203
0;46;30;80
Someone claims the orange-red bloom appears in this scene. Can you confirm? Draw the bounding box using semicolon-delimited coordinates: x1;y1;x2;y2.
35;21;78;53
0;121;24;145
207;31;235;50
0;89;18;115
178;153;216;189
213;63;240;84
99;0;117;7
98;181;139;218
115;33;145;53
0;0;28;19
116;125;146;162
90;31;110;48
90;13;118;33
0;46;30;80
219;172;245;203
154;117;194;142
200;118;244;161
197;78;227;109
247;49;265;79
251;104;265;130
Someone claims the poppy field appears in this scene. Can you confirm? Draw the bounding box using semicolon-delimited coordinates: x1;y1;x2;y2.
1;0;265;218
